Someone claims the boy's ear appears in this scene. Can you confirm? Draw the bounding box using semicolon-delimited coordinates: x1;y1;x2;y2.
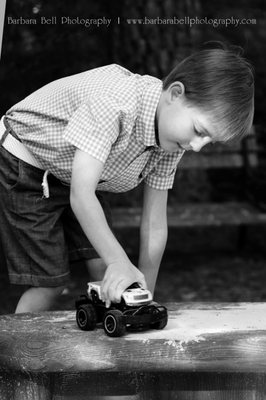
169;82;185;101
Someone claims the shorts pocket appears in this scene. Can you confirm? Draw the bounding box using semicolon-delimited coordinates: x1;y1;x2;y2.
0;146;22;191
7;158;22;191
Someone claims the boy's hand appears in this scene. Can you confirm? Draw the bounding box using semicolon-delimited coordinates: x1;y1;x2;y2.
101;261;147;307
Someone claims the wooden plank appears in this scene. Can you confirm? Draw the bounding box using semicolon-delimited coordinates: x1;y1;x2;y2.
1;304;266;398
112;203;266;228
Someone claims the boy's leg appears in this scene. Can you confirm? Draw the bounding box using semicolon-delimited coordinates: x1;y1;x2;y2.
0;146;71;313
15;286;66;313
86;258;107;281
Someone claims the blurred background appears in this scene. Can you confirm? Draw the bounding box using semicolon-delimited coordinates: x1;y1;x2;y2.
0;0;266;313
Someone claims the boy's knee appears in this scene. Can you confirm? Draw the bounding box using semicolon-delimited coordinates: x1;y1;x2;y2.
30;285;66;299
42;285;66;296
15;285;66;313
86;258;107;281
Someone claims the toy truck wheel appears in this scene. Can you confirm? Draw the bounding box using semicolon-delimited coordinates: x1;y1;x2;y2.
152;316;168;330
76;304;97;331
103;310;126;337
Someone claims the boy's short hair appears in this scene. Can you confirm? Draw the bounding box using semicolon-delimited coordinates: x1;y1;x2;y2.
163;41;254;143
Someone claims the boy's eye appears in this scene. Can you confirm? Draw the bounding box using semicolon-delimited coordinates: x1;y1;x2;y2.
194;128;204;137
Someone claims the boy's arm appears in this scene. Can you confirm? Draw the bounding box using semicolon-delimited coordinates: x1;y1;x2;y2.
138;184;168;295
70;149;146;306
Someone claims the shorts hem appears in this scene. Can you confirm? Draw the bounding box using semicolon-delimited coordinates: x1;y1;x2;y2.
9;272;71;287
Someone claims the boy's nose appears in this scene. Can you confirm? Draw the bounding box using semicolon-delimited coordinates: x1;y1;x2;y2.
190;136;212;152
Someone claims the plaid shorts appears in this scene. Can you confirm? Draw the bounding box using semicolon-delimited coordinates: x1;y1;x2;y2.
0;144;112;287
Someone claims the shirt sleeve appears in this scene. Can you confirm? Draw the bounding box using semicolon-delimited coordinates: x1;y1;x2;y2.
144;149;185;190
63;96;120;164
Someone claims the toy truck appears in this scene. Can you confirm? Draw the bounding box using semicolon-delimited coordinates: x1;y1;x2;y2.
75;282;168;337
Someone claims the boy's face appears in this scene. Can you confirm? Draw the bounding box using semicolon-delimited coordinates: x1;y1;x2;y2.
156;82;222;153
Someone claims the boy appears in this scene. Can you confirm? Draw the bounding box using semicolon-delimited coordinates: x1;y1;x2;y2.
0;42;254;312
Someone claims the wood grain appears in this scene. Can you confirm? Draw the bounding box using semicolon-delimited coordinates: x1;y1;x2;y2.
112;204;266;228
0;303;266;398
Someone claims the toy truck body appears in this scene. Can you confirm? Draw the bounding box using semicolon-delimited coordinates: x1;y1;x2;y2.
75;282;168;337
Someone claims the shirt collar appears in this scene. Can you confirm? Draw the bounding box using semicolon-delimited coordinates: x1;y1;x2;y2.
135;78;163;149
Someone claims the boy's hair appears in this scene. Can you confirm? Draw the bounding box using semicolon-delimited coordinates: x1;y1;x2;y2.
163;41;254;143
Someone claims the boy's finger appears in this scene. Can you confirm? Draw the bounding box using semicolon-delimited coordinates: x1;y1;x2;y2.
138;276;147;289
113;281;127;303
105;299;111;308
101;277;111;301
101;267;116;300
101;277;120;304
106;278;124;304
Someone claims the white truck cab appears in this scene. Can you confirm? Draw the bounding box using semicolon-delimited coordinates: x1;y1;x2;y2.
87;281;153;306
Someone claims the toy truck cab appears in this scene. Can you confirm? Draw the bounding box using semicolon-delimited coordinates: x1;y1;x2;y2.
75;282;168;337
88;281;153;306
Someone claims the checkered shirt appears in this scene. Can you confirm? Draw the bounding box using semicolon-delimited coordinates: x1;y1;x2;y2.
5;64;184;192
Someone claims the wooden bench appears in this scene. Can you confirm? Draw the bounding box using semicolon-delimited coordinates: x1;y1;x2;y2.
112;202;266;252
112;202;266;229
1;303;266;399
111;129;266;251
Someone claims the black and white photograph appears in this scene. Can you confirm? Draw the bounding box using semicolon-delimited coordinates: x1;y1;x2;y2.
0;0;265;399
